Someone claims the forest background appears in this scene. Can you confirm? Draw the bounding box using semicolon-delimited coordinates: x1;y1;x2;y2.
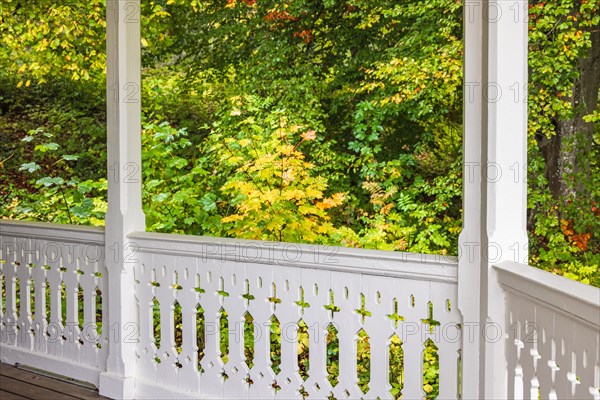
0;0;598;287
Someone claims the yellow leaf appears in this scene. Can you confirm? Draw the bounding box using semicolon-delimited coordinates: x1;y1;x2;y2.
316;199;335;210
25;80;31;87
16;81;23;88
17;64;27;74
331;192;346;205
221;215;243;223
141;38;149;47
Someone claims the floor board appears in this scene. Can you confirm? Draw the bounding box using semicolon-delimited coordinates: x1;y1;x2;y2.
0;389;30;400
0;364;108;400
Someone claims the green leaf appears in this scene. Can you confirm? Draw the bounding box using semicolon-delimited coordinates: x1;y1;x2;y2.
172;191;191;203
71;198;94;218
152;192;170;203
35;142;60;152
199;194;217;212
62;154;79;161
19;162;40;173
146;179;163;189
77;182;92;194
36;177;64;187
168;157;188;169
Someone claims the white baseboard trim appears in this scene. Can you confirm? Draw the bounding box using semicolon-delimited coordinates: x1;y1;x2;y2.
134;378;210;400
0;344;210;399
0;344;103;387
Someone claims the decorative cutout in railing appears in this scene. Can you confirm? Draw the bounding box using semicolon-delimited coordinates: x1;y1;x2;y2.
132;233;462;399
0;223;107;383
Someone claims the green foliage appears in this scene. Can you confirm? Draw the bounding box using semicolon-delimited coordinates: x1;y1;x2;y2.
528;140;600;286
525;0;600;285
0;1;106;85
389;335;404;398
334;155;462;253
2;0;597;286
0;0;597;285
423;340;440;399
528;0;599;139
2;127;106;224
142;121;210;233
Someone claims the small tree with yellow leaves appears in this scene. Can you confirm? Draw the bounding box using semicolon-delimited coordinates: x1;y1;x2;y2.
215;97;345;243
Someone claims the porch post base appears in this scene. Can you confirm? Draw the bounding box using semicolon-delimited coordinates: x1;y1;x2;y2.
99;372;135;400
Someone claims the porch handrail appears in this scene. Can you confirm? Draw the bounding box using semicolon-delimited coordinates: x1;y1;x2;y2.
0;220;104;243
495;261;600;327
128;230;458;283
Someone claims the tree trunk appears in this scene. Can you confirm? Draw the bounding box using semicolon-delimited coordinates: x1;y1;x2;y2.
539;23;600;202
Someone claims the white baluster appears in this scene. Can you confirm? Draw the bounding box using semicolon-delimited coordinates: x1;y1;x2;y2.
363;274;395;400
246;266;276;400
199;260;226;398
301;268;332;400
272;266;302;399
222;262;250;398
176;256;201;394
331;271;362;399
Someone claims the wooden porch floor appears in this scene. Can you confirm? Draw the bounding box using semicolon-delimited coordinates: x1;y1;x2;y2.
0;363;108;400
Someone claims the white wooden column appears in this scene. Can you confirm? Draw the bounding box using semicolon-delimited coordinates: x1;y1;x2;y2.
458;1;484;396
99;1;145;399
458;0;529;398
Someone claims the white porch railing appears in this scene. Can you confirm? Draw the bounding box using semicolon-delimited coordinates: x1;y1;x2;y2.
496;261;600;400
0;221;108;386
129;231;461;399
2;220;599;399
